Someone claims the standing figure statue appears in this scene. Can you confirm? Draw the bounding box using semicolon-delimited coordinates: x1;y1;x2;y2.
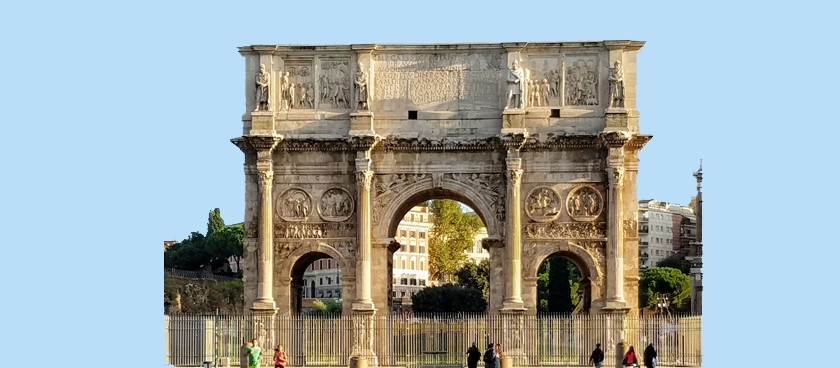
609;60;625;108
255;64;270;111
505;60;525;109
354;62;368;110
280;71;291;110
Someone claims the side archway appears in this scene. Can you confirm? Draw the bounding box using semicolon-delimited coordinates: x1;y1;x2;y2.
523;241;605;314
274;241;353;315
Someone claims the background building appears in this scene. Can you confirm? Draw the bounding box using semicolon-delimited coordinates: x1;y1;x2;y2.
302;204;489;312
638;199;696;269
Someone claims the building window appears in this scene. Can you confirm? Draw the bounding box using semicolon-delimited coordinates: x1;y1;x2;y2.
410;258;416;270
400;230;407;237
401;278;408;285
410;278;417;285
401;258;406;269
419;259;425;270
420;232;426;239
320;278;323;285
410;231;416;238
419;244;426;254
420;279;426;286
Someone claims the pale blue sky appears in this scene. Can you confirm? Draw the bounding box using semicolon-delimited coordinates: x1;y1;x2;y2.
1;1;837;367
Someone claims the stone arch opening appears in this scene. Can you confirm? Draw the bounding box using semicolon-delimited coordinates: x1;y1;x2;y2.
379;193;493;314
280;243;351;315
524;241;604;315
536;252;591;315
381;185;500;239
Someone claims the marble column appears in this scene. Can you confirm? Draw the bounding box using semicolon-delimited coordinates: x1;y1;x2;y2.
354;157;375;309
252;147;277;312
604;166;626;308
502;156;525;310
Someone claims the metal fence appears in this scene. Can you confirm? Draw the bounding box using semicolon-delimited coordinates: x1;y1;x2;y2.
165;313;700;367
165;268;236;282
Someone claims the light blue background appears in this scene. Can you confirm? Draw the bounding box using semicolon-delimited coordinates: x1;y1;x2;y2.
1;1;836;367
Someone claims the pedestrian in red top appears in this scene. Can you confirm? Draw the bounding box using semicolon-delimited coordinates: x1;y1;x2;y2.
274;345;288;368
622;346;639;367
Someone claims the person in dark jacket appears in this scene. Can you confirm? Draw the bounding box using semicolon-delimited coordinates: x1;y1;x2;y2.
467;342;481;368
482;343;495;368
643;343;657;368
589;343;605;368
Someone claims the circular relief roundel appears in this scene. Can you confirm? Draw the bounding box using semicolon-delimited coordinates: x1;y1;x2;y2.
318;187;355;222
525;186;562;223
276;188;312;222
566;185;604;222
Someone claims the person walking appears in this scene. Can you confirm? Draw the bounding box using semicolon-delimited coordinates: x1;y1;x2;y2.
622;345;639;367
643;343;657;368
467;342;481;368
274;344;288;368
245;339;262;368
589;343;605;368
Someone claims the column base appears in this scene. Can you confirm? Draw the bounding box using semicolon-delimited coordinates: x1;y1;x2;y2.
500;300;526;313
250;299;277;314
601;298;629;312
352;301;377;312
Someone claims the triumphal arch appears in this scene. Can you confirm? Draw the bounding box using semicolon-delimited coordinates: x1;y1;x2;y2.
234;40;649;362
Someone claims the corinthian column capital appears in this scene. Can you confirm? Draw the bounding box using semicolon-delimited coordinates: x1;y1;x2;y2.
606;166;625;189
506;169;523;184
258;170;274;188
356;170;374;190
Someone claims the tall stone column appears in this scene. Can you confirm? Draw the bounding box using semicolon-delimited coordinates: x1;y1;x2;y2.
250;137;280;313
502;156;525;310
604;165;626;308
354;159;375;308
349;135;379;367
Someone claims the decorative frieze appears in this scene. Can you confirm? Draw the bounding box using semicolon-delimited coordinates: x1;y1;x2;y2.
523;221;606;239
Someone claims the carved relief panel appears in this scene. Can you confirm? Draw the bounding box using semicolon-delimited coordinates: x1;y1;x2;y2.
372;53;503;110
526;57;561;107
371;173;428;224
318;187;355;222
318;59;351;109
525;186;562;222
564;55;599;106
566;185;604;222
447;173;505;223
282;60;315;110
276;188;312;222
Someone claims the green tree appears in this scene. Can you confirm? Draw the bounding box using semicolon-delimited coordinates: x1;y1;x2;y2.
164;232;210;270
537;256;582;313
639;267;691;311
428;200;482;282
220;279;244;311
455;259;490;295
655;254;690;274
207;208;226;235
306;299;342;316
411;284;487;313
205;224;244;272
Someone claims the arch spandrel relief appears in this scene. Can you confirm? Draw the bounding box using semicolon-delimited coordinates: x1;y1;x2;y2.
525;186;562;223
276;188;312;222
566;185;604;222
319;187;355;222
